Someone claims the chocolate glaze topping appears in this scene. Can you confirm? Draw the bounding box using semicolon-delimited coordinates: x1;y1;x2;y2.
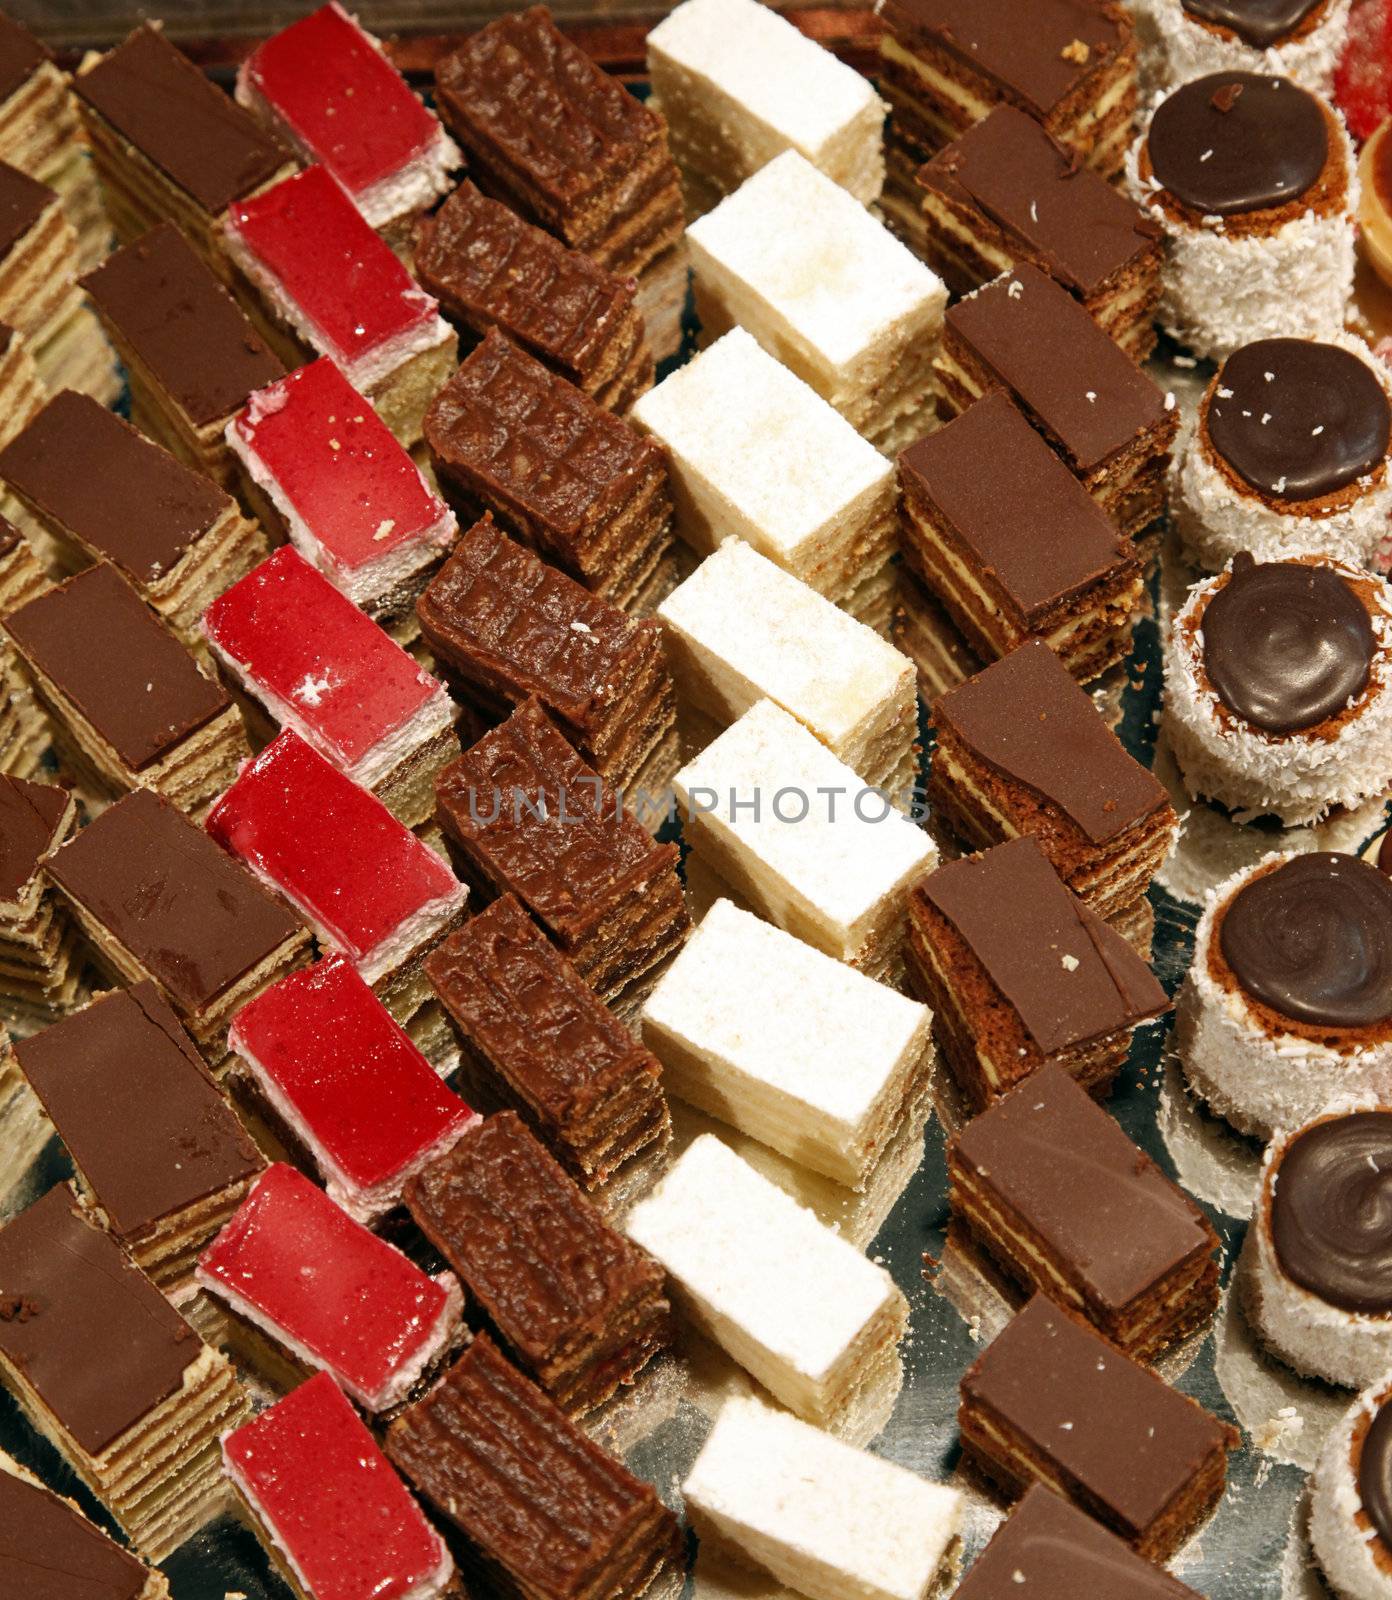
1380;828;1392;875
1220;853;1392;1027
1207;339;1390;502
1181;0;1326;47
1201;553;1374;733
1360;1397;1392;1552
1270;1111;1392;1312
1147;72;1328;215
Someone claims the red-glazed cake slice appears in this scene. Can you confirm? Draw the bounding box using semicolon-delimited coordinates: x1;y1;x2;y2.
197;1163;462;1411
224;1371;456;1600
228;954;476;1222
205;730;467;988
228;359;457;616
237;4;460;234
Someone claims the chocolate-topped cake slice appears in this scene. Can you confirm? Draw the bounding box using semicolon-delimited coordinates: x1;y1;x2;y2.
0;1024;48;1212
0;773;82;1024
936;265;1177;538
0;513;50;778
0;317;44;449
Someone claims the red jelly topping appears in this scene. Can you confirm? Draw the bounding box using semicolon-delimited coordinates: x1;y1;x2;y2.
1336;0;1392;142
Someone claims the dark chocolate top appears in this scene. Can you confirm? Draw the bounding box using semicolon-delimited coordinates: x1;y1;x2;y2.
1381;828;1392;875
16;983;261;1237
0;774;68;901
0;390;230;585
0;13;48;107
0;1465;153;1600
1207;339;1391;502
45;788;305;1015
1200;553;1374;734
934;641;1167;843
960;1295;1233;1537
1147;72;1328;216
1220;853;1392;1027
3;562;230;770
0;1185;197;1455
81;223;285;428
1270;1111;1392;1312
943;265;1169;473
0;159;51;259
76;24;286;214
1361;1398;1392;1553
1181;0;1326;47
914;837;1168;1053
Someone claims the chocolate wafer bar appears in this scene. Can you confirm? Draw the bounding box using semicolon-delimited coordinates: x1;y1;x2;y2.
407;1111;673;1411
426;893;672;1184
387;1331;684;1600
0;1026;47;1213
0;1184;247;1561
3;562;249;817
0;773;81;1025
416;181;654;412
0;514;49;778
0;318;44;447
426;328;675;616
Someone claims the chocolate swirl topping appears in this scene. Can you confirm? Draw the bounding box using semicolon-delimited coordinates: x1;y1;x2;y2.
1271;1112;1392;1312
1201;553;1374;733
1181;0;1327;48
1207;339;1391;502
1220;854;1392;1028
1361;1396;1392;1552
1147;72;1328;215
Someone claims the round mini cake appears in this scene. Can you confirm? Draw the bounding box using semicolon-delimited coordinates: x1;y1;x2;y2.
1173;334;1392;571
1176;852;1392;1136
1156;0;1353;97
1313;1374;1392;1600
1360;117;1392;291
1163;552;1392;825
1128;70;1357;358
1239;1106;1392;1386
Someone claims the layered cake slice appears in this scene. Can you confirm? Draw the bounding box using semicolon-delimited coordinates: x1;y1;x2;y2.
0;773;82;1024
204;546;458;826
425;328;675;616
224;164;457;447
936;265;1178;538
688;150;946;454
227;954;475;1223
197;1162;462;1412
0;515;55;780
0;317;45;447
206;730;468;1021
906;836;1169;1109
416;181;654;412
0;390;267;642
0;1025;46;1213
3;562;249;817
426;893;672;1184
406;1111;673;1412
226;357;458;634
0;1185;247;1561
14;982;262;1291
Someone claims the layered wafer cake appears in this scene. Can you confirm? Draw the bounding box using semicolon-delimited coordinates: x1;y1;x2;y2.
936;265;1178;538
631;328;898;632
1128;71;1357;358
0;1026;47;1213
683;1395;962;1600
416;181;654;412
433;5;687;359
0;390;267;642
204;547;458;826
899;395;1144;682
387;1331;683;1600
0;1184;247;1561
417;515;678;801
688;150;946;453
930;642;1177;935
425;329;675;616
674;699;934;983
406;1111;672;1411
0;317;44;446
626;1132;907;1426
3;563;249;816
225;165;457;447
198;1162;462;1412
1155;0;1352;95
237;3;460;241
15;982;262;1291
44;788;310;1064
435;699;689;1007
74;23;291;262
0;514;49;778
206;730;468;1020
228;954;475;1223
0;773;81;1024
224;1372;457;1600
227;357;459;634
81;223;287;488
958;1294;1236;1559
646;0;885;215
910;105;1162;357
426;893;672;1184
906;837;1169;1109
949;1063;1219;1358
1313;1374;1392;1600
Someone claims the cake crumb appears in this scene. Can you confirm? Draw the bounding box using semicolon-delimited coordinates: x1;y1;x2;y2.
1060;37;1090;62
